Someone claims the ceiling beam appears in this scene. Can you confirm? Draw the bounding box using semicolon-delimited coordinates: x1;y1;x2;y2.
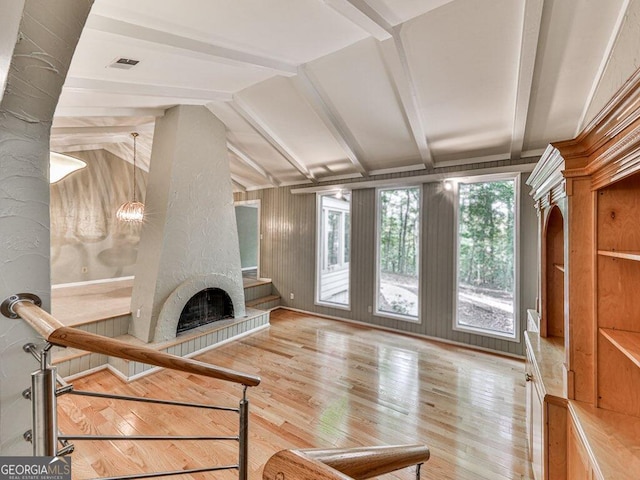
322;0;391;40
51;124;154;136
342;0;395;31
52;144;107;154
227;141;280;187
64;77;233;102
291;163;537;194
368;163;426;176
51;133;131;148
510;0;544;161
86;14;297;76
230;174;248;192
227;97;317;183
55;106;166;118
575;0;631;136
293;66;367;177
327;1;433;168
376;34;433;168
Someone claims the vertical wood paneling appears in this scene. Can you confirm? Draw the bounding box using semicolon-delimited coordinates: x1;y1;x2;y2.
235;170;537;356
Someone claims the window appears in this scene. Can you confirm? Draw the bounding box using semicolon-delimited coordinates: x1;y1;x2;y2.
454;176;518;339
316;192;350;308
375;186;421;321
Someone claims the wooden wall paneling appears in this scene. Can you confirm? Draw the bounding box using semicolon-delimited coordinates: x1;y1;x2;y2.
567;178;595;403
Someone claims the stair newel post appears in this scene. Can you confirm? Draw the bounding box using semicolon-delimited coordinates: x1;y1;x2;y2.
31;343;58;456
239;385;249;480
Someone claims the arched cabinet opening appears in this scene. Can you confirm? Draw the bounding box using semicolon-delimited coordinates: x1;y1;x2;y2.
543;205;565;339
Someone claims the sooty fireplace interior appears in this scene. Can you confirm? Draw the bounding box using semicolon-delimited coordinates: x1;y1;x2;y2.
177;288;234;335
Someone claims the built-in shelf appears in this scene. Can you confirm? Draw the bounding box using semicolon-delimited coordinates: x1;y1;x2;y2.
597;250;640;262
600;328;640;369
554;263;565;273
569;401;640;480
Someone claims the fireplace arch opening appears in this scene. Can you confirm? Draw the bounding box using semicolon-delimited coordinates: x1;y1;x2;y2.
177;288;234;335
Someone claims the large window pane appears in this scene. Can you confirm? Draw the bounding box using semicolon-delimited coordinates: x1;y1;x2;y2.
327;211;341;267
376;187;420;320
456;178;516;337
316;193;350;307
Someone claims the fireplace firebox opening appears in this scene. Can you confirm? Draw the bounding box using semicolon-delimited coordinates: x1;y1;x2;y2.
177;288;234;335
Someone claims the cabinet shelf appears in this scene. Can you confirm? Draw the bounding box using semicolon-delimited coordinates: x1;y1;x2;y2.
600;328;640;369
597;250;640;262
553;263;565;273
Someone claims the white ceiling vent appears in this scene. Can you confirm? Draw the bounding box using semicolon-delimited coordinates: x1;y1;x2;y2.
107;57;140;70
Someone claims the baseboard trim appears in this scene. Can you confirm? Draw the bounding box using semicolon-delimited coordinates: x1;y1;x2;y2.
53;276;134;289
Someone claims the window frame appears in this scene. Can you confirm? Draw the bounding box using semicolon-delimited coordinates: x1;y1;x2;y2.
374;185;422;323
452;172;521;342
315;191;351;310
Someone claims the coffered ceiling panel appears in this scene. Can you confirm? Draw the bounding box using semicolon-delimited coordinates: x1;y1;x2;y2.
306;37;421;172
90;0;370;64
235;76;358;180
406;0;523;164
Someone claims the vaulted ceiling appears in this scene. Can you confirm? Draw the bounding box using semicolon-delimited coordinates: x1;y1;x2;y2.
50;0;637;191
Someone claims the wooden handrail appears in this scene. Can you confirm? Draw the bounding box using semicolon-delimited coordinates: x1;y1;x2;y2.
263;444;430;480
12;301;261;387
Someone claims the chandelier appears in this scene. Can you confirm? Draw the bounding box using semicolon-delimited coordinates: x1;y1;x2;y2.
116;132;145;222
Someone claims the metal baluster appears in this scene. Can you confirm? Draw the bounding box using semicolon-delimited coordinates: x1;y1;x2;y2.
30;343;58;456
416;462;423;480
238;386;249;480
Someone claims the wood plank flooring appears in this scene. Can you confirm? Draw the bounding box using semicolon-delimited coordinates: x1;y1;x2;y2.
58;309;533;480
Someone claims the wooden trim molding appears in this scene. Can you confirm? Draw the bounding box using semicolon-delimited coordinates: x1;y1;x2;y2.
551;67;640;187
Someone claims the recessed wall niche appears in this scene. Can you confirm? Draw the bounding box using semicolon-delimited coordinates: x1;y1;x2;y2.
543;205;565;338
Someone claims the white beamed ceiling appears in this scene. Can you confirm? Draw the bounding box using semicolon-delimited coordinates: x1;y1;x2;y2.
51;0;638;191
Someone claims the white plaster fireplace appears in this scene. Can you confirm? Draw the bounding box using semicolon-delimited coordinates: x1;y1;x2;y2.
128;105;252;345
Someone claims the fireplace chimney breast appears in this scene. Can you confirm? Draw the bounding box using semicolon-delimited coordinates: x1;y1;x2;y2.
129;105;246;343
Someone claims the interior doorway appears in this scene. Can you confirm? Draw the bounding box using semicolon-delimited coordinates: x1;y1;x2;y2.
235;200;260;279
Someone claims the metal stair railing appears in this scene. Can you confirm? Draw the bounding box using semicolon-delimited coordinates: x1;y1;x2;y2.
2;293;260;480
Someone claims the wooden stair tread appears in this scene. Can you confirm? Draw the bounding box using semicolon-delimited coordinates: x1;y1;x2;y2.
52;346;91;363
246;294;280;307
243;278;273;288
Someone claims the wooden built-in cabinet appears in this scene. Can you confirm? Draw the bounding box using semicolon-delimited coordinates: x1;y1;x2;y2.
596;174;640;419
527;68;640;479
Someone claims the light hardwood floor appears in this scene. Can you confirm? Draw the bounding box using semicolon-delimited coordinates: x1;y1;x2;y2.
58;309;533;480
